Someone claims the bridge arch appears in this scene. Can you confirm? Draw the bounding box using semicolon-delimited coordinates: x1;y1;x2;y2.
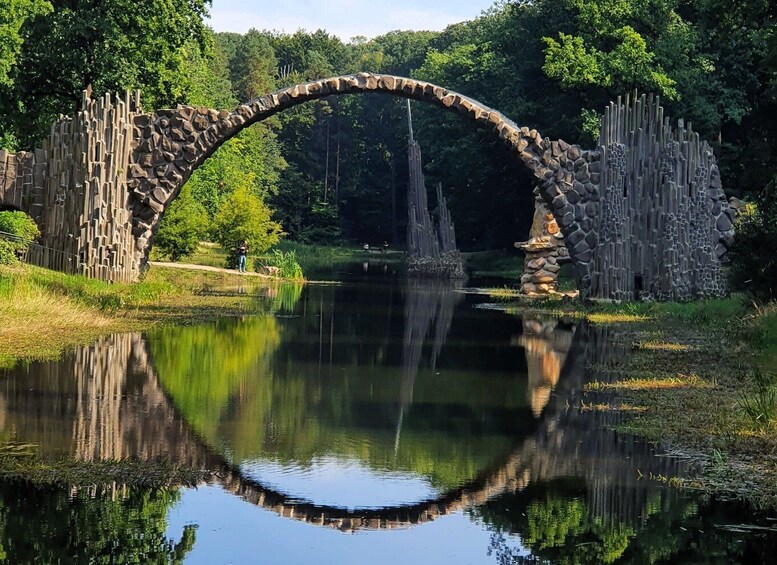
129;73;599;289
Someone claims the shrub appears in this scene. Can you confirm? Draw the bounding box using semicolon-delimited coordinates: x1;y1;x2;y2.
257;250;304;280
212;184;284;268
729;176;777;301
0;240;17;265
0;210;40;243
0;210;39;262
154;185;209;261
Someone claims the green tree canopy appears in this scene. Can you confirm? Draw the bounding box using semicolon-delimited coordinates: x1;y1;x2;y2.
154;184;209;262
212;183;284;264
3;0;211;146
0;0;51;86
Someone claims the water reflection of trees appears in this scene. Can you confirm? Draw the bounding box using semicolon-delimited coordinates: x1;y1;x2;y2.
1;299;776;556
0;481;194;563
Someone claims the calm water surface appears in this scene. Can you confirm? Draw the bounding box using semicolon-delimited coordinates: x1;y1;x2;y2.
1;261;775;563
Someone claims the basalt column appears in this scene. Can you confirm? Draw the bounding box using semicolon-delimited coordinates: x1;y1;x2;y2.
405;101;465;278
591;93;734;300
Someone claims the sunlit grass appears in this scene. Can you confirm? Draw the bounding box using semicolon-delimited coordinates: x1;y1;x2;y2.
486;286;521;301
633;340;694;352
0;267;118;359
585;373;710;391
579;401;648;412
586;312;649;323
0;263;278;361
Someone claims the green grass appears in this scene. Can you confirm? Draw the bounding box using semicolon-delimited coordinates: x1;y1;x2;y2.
173;241;228;268
267;241;403;273
0;450;206;488
0;263;281;362
26;266;179;309
503;294;749;325
744;303;777;371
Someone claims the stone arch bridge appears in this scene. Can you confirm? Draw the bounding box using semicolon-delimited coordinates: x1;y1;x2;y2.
0;73;735;299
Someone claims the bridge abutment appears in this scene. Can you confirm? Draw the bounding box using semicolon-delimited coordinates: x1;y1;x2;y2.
1;91;142;281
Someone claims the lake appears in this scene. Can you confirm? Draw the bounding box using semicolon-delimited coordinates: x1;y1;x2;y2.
1;261;775;563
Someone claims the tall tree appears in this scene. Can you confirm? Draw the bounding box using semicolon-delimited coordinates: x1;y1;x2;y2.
0;0;51;87
3;0;211;146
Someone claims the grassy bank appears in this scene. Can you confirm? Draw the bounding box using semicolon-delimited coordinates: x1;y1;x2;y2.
462;250;524;280
505;295;777;507
0;263;275;364
159;240;403;278
0;450;206;489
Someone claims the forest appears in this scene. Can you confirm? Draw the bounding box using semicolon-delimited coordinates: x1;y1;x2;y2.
1;0;776;293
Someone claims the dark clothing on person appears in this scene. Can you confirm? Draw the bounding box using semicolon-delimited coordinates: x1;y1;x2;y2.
238;242;248;272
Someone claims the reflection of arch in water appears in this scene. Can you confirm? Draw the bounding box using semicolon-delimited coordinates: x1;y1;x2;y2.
516;317;575;417
0;324;685;532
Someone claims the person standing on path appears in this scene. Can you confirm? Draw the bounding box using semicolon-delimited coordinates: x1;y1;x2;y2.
238;240;248;273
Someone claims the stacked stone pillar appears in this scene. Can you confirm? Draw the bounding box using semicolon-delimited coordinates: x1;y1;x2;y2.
516;191;569;296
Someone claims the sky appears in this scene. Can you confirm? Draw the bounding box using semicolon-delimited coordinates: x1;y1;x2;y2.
206;0;498;41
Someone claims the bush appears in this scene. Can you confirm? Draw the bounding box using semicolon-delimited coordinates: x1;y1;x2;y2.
0;240;17;265
729;176;777;301
0;210;39;263
0;210;40;243
154;185;209;261
212;184;284;268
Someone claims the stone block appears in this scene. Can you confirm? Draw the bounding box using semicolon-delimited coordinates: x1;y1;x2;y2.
566;229;585;247
151;186;168;204
551;194;566;210
716;214;732;232
129;164;147;178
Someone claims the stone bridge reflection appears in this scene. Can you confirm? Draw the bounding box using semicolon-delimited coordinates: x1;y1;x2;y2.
0;318;685;532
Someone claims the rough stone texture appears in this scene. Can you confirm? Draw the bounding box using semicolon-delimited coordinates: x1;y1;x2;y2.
515;190;571;296
126;73;587;281
0;150;44;223
0;90;141;281
590;93;732;301
405;102;465;278
1;75;732;300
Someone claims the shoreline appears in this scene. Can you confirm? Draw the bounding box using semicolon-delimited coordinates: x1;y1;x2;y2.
492;296;777;509
2;263;776;510
0;263;291;364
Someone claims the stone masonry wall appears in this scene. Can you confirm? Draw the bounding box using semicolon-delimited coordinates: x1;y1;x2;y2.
591;93;734;300
0;91;141;281
2;75;732;300
127;73;590;285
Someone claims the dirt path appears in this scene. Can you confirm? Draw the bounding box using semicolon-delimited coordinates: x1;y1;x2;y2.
149;261;274;279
